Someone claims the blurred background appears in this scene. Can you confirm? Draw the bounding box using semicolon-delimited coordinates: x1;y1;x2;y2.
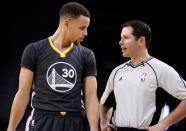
0;0;186;130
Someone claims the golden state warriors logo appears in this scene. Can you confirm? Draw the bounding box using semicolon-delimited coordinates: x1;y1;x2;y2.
46;62;77;93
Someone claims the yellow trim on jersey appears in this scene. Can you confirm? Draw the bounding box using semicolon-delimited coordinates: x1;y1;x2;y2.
48;37;74;57
62;42;74;57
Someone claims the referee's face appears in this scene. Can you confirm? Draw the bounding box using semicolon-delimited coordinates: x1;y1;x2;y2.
119;26;139;58
66;15;90;45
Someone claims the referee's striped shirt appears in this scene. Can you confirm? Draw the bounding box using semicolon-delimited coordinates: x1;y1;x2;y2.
100;56;186;128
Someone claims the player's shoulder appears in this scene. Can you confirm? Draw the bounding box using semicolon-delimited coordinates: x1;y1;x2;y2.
76;44;94;55
31;38;48;48
24;38;48;52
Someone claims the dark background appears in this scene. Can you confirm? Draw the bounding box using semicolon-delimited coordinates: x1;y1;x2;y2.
0;0;186;130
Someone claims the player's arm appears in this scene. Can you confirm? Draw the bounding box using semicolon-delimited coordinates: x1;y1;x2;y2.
84;76;99;131
7;67;34;131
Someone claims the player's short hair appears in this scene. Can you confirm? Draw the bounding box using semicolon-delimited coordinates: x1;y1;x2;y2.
59;2;90;20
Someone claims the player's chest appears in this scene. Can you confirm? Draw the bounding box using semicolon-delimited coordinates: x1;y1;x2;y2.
36;52;84;77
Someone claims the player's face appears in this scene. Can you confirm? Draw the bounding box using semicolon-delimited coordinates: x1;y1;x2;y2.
67;15;90;45
119;26;140;58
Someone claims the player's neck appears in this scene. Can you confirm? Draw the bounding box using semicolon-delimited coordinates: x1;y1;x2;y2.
51;28;71;50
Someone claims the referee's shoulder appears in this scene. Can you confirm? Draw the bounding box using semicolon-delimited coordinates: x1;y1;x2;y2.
112;61;129;72
148;57;174;72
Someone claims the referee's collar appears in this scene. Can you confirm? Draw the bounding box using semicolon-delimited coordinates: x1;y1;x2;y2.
128;56;153;68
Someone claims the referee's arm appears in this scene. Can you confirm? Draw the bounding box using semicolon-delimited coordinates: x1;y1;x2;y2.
144;99;186;131
100;104;113;131
100;70;116;131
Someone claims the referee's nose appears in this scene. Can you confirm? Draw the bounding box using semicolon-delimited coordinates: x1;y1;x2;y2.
119;39;123;46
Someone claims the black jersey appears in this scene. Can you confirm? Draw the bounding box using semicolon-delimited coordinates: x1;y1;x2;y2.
21;37;97;112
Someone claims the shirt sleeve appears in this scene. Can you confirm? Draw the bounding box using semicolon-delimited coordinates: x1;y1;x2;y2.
100;70;116;107
83;50;97;77
21;43;37;72
159;65;186;100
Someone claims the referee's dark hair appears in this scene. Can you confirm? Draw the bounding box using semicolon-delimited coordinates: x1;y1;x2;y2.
122;20;152;49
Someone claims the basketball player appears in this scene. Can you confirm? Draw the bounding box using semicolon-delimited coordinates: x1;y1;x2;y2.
7;2;99;131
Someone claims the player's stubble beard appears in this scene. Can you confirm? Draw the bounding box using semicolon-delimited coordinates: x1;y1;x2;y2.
74;41;80;45
73;38;83;45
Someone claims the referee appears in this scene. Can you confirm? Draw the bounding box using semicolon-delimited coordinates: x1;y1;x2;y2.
100;20;186;131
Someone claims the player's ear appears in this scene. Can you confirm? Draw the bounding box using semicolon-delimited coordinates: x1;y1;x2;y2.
63;19;69;27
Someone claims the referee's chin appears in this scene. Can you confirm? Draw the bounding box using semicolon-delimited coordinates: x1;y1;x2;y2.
122;53;126;57
122;53;129;58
